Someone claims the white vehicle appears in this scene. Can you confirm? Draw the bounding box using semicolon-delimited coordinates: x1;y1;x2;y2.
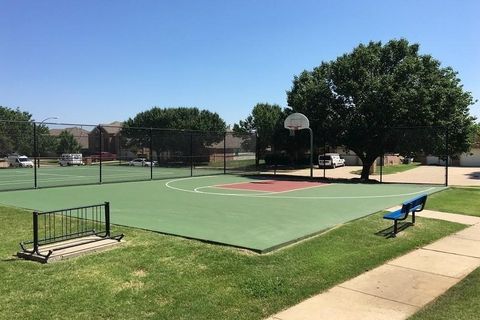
59;154;83;166
318;153;345;168
7;155;34;168
128;158;158;167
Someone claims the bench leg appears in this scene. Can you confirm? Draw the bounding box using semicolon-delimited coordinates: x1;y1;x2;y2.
393;220;398;236
412;212;415;225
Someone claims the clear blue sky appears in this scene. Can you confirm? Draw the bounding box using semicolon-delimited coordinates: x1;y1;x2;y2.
1;0;479;127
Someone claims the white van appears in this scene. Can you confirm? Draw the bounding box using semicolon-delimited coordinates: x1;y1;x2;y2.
59;154;83;166
7;155;34;168
318;153;345;168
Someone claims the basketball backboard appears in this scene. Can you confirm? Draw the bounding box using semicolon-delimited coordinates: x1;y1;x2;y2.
284;113;310;131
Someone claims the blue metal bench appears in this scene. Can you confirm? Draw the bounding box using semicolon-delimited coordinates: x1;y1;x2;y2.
383;194;428;236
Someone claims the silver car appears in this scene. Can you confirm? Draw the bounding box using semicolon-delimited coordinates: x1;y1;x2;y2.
128;158;157;167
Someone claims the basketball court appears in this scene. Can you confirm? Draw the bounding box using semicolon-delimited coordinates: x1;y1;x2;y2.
0;174;444;253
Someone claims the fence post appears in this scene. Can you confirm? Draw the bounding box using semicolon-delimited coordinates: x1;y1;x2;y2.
223;131;227;174
105;202;110;237
190;132;193;177
33;122;38;188
380;154;384;183
308;128;313;179
99;127;103;184
149;128;153;180
33;211;39;254
323;134;326;179
445;127;449;187
255;131;259;171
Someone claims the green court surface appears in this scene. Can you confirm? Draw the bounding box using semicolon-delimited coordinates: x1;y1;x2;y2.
0;175;444;252
0;164;224;191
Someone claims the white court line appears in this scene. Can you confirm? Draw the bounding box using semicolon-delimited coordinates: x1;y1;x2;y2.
165;176;438;200
196;185;273;193
0;171;175;186
38;172;88;177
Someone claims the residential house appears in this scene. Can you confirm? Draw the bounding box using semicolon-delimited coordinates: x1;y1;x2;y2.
49;127;90;150
88;121;123;155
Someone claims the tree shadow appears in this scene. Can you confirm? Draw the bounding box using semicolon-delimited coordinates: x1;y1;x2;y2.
464;172;480;180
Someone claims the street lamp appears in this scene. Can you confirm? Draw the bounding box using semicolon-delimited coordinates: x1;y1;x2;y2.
39;116;59;125
35;117;59;168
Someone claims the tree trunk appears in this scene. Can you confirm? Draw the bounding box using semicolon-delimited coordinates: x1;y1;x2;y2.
370;159;377;175
255;150;263;167
360;158;376;181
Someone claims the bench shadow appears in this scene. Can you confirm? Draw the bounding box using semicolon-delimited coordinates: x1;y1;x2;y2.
375;222;413;238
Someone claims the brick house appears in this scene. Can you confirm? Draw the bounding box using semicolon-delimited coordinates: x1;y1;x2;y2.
88;121;123;154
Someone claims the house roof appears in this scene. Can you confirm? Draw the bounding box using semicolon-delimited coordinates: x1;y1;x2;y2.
49;127;90;148
209;134;248;149
100;121;123;135
88;121;124;136
49;127;90;137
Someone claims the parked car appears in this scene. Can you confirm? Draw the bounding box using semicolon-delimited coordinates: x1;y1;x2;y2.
318;153;345;168
7;155;34;168
59;153;83;166
128;158;158;167
90;152;116;162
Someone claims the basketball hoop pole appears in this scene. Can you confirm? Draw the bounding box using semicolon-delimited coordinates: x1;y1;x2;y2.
284;112;314;179
308;127;313;178
287;127;313;178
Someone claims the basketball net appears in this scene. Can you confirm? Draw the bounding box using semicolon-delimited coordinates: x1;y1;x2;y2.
288;126;299;136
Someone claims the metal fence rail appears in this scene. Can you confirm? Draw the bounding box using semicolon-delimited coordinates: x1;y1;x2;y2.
0;120;258;191
263;126;450;186
19;202;123;259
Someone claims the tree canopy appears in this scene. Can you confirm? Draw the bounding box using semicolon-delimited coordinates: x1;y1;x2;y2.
233;103;286;163
56;131;82;154
0;106;60;157
122;107;226;162
0;106;38;156
287;39;476;180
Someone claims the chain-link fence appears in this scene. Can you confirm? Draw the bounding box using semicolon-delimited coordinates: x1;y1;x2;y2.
0;121;258;192
262;126;450;185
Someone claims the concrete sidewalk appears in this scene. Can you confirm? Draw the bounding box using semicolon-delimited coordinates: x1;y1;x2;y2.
267;211;480;320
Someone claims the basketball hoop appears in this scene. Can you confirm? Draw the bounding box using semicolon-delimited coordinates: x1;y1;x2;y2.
284;113;310;132
283;112;314;178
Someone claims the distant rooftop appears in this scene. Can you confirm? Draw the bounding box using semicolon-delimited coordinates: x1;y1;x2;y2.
98;121;123;135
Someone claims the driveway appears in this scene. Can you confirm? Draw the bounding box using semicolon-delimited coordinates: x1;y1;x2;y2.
266;165;480;186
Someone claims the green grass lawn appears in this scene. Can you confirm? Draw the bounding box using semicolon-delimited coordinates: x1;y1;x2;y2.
408;186;480;320
351;162;421;175
426;187;480;217
0;203;464;320
410;267;480;320
207;158;261;170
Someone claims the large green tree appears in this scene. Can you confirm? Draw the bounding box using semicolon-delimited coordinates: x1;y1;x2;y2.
0;106;58;157
0;106;33;156
233;103;286;164
287;39;476;180
56;131;82;154
0;106;53;156
122;107;226;162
